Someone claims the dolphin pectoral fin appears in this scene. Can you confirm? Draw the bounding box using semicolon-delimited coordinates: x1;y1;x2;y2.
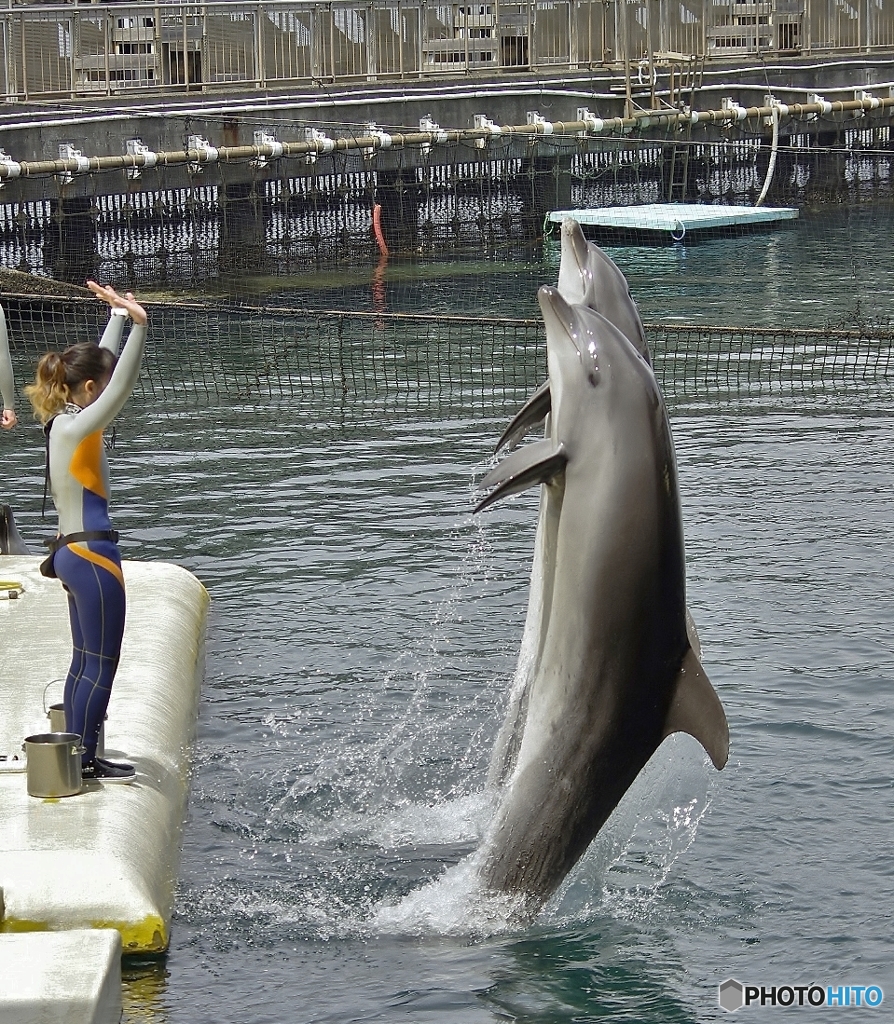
475;440;567;513
662;647;730;770
479;438;558;492
496;380;552;453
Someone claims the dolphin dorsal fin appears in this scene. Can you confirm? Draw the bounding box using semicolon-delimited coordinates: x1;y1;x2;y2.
1;504;32;556
662;647;730;770
475;440;567;513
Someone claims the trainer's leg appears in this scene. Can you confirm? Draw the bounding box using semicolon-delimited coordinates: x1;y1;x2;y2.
62;589;87;733
56;547;126;763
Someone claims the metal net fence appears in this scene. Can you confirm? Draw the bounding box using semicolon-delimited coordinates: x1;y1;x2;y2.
4;294;893;404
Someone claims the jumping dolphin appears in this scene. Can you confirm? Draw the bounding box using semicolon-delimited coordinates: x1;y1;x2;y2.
474;286;728;916
487;220;658;785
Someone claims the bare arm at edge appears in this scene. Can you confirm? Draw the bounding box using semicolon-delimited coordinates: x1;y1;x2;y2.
0;304;16;428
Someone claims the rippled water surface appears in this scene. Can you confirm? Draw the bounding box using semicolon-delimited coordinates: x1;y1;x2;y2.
3;207;894;1022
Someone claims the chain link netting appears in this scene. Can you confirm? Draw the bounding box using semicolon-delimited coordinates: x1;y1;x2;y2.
4;295;894;404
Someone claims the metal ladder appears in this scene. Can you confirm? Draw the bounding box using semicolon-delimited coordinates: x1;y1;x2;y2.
665;54;705;203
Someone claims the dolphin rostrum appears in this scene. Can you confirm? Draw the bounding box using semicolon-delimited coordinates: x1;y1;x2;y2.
474;285;728;916
498;218;649;457
556;216;650;365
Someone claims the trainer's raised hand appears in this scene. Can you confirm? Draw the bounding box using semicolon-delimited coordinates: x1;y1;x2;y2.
87;281;148;326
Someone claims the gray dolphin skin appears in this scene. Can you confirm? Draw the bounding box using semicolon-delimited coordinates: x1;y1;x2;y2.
474;283;729;918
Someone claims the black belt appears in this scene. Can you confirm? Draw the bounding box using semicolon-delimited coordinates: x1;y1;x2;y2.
44;530;119;553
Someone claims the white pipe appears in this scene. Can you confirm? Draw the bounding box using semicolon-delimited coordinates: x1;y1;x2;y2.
0;95;890;179
755;103;779;207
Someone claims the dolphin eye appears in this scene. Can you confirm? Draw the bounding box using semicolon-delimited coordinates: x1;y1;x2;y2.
588;367;600;387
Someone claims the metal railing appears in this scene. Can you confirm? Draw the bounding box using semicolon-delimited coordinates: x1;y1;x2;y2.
1;0;893;101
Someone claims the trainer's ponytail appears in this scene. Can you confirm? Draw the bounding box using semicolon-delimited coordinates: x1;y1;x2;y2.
25;342;117;423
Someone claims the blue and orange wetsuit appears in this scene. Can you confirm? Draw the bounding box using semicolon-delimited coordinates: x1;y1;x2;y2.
45;311;146;763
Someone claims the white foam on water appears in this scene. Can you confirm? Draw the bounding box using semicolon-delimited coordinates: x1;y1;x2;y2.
370;850;526;938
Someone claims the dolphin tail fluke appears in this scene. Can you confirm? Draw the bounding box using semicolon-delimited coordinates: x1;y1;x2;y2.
0;504;33;556
662;646;730;770
495;380;552;454
475;440;567;514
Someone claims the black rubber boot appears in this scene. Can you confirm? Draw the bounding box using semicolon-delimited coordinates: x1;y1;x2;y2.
82;758;135;783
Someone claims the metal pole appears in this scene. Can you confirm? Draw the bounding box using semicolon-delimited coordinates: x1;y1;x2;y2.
617;0;627;67
1;16;9;100
399;0;404;79
494;0;500;69
418;0;425;79
257;4;266;88
19;10;27;103
182;3;189;92
328;2;334;81
154;1;162;87
69;17;75;99
311;5;320;80
104;8;111;98
201;2;208;91
700;0;706;60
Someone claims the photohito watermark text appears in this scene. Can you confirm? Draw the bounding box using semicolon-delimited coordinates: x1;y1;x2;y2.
719;979;884;1012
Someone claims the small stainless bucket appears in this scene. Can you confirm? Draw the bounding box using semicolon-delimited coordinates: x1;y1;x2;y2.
47;704;105;758
22;732;85;798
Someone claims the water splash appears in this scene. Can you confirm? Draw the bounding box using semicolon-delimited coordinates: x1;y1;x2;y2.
366;736;719;938
544;735;720;928
370;846;526;939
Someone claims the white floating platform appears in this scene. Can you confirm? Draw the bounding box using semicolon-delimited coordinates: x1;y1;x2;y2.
0;558;209;954
546;203;799;242
0;929;121;1024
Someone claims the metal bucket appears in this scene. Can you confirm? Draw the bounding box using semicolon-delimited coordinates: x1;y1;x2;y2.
22;732;84;798
47;704;105;758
